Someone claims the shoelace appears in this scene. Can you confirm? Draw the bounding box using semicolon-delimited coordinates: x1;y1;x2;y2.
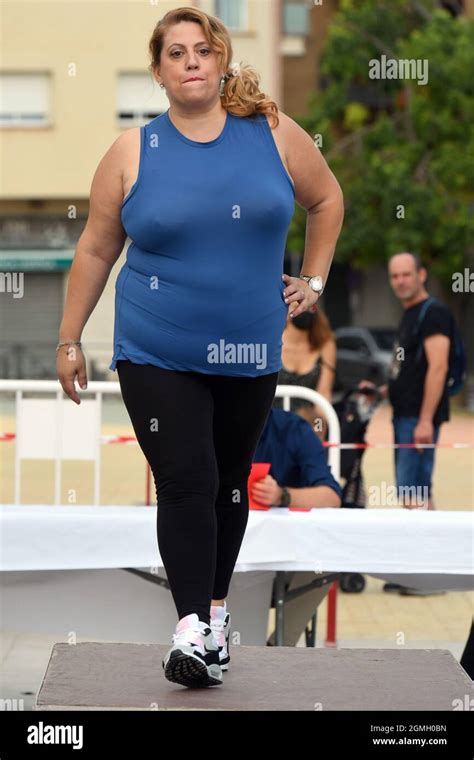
210;618;226;648
172;626;207;646
210;619;225;633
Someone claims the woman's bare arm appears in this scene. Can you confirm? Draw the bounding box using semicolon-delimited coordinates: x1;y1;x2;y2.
278;111;344;283
58;132;134;341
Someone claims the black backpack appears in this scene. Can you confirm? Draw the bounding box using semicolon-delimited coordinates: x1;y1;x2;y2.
414;297;466;396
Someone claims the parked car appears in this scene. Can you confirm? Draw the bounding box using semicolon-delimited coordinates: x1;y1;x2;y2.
334;327;397;393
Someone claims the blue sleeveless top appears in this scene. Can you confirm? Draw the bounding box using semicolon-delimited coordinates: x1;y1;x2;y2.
109;108;295;377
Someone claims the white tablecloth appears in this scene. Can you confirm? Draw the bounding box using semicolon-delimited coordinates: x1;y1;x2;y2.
1;505;472;591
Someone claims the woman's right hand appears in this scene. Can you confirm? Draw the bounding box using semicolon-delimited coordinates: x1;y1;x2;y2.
56;345;88;405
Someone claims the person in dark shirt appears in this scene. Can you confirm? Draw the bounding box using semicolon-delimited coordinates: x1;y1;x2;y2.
388;289;451;429
251;407;341;645
387;252;452;511
360;252;452;595
251;408;341;509
362;252;452;512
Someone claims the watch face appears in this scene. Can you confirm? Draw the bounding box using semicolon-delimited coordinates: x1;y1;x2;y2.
309;276;323;292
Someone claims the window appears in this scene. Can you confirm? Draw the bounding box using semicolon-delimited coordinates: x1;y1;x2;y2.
215;0;247;30
369;329;397;352
0;73;50;127
283;0;310;35
117;73;168;126
337;336;358;351
337;336;370;354
352;338;371;355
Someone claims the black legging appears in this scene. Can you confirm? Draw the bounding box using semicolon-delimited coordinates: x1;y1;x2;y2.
116;360;279;625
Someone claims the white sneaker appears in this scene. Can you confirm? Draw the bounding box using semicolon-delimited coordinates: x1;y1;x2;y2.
210;605;231;671
162;613;223;687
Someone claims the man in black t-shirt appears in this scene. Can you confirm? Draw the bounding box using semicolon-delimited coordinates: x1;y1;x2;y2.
360;253;452;595
388;294;451;427
387;253;452;512
361;253;452;513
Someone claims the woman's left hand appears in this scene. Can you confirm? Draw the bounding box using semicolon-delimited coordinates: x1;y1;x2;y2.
282;273;320;318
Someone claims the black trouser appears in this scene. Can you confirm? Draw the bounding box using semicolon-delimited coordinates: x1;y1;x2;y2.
116;360;279;626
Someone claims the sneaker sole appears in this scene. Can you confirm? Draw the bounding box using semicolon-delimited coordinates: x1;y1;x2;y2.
163;649;223;687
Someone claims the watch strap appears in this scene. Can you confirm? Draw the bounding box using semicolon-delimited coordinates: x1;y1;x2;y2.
279;487;291;507
299;275;324;295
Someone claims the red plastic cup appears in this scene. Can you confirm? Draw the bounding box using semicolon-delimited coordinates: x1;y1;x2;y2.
248;463;312;511
248;462;271;510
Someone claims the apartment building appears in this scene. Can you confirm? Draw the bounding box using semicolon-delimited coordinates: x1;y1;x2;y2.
0;0;294;379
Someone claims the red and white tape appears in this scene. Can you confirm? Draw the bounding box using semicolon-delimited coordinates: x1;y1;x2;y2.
324;442;472;449
0;432;472;449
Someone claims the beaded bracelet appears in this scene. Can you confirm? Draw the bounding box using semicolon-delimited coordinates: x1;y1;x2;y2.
56;341;82;353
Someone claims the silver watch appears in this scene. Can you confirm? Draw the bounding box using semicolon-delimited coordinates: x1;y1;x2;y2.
299;274;324;295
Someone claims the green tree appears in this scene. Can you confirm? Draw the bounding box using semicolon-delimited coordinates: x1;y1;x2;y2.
289;0;474;305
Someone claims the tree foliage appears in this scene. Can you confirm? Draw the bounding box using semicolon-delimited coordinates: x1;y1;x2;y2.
289;0;474;289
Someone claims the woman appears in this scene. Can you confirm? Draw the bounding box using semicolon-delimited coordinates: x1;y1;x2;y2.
56;6;344;689
273;308;337;436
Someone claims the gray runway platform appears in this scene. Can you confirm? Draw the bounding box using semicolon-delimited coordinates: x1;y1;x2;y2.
35;642;473;711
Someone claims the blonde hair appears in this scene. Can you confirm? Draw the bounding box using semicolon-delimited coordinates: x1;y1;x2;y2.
148;5;280;127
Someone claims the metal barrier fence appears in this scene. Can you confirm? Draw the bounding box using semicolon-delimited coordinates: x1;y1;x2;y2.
0;379;341;506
